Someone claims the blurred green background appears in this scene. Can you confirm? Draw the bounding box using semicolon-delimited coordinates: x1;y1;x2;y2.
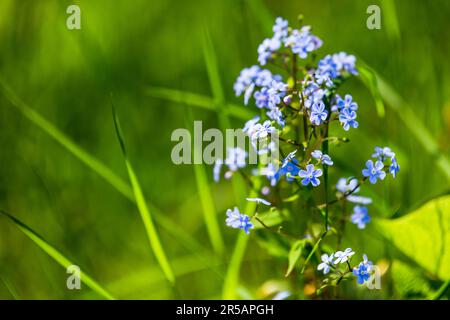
0;0;449;299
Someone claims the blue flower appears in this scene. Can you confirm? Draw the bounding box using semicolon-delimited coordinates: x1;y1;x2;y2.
246;198;271;206
226;207;254;234
332;52;358;75
285;26;322;59
336;178;372;204
339;108;358;131
267;80;288;109
317;253;334;275
254;87;271;109
250;120;276;141
299;164;323;187
362;160;386;184
276;158;300;182
389;157;400;178
243;116;260;134
332;94;358;112
310;101;328;126
266;107;285;127
273;17;289;39
353;255;373;285
224;147;247;172
372;146;395;162
258;37;281;65
351;206;371;229
311;150;333;166
333;248;355;264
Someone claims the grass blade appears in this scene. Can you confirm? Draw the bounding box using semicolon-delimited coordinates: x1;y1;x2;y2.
0;210;115;300
186;110;225;254
111;101;175;284
144;86;254;120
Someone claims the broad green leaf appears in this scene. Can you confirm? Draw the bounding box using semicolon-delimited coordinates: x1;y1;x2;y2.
373;195;450;280
0;211;115;300
391;260;431;299
285;240;305;276
112;103;175;284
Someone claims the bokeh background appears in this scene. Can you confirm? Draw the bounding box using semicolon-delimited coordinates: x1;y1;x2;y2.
0;0;449;299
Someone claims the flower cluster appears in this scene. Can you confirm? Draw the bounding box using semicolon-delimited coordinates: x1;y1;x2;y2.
213;16;399;297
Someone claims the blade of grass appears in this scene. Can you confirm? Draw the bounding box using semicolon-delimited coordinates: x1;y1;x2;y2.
111;101;175;284
0;79;207;263
381;0;401;42
358;65;386;117
0;275;20;300
246;0;274;34
222;187;258;299
186;110;225;254
358;63;450;182
144;86;254;121
202;27;248;206
0;210;115;300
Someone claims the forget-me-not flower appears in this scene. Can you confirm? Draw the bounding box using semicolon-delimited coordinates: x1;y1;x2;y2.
389;157;400;178
333;248;355;264
353;255;373;285
310;101;328;126
246;198;271;206
339;108;358;131
311;150;333;166
351;206;371;229
299;164;323;187
362;160;386;184
226;207;254;234
317;253;334;275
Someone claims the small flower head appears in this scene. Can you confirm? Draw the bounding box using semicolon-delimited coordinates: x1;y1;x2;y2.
339;108;358;131
226;207;254;234
332;94;358;112
333;248;355;264
310;101;328;126
351;206;371;229
353;254;373;285
246;198;271;206
389;157;400;178
299;164;323;187
311;150;333;166
277;158;301;182
317;253;334;275
362;160;386;184
372;146;395;162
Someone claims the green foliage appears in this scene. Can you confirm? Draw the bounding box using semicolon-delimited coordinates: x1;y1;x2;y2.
374;195;450;280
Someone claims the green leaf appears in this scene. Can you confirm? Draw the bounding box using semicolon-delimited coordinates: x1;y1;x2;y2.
0;211;115;300
283;194;299;203
112;102;175;284
285;240;305;277
391;260;431;299
373;195;450;280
